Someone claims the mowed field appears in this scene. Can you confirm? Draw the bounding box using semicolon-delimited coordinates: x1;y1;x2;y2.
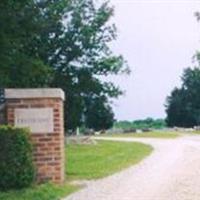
66;140;153;180
102;131;180;139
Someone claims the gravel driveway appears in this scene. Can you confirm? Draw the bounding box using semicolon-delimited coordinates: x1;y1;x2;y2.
64;135;200;200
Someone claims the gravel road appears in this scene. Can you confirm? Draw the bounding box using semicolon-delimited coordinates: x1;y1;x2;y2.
64;135;200;200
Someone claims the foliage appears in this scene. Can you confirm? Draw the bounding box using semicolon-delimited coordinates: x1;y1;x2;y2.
0;183;78;200
114;118;166;130
0;0;52;88
66;140;152;180
166;65;200;127
0;126;35;190
84;96;115;131
0;0;129;131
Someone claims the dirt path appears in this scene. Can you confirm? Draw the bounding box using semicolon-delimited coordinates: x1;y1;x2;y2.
64;135;200;200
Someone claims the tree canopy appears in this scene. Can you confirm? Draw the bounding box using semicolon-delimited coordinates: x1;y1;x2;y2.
165;57;200;127
0;0;52;87
0;0;129;131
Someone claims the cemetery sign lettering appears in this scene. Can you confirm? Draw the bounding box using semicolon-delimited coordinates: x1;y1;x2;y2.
15;108;54;133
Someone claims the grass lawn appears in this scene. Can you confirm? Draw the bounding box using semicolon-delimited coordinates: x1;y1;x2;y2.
0;140;152;200
0;183;78;200
102;131;180;139
189;131;200;135
66;140;153;180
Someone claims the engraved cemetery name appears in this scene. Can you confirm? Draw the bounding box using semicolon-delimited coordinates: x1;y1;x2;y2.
15;108;54;133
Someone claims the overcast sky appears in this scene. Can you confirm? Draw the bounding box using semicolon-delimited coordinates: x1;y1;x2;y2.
109;0;200;121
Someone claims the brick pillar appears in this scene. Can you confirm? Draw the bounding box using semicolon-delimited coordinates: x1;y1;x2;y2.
4;89;65;184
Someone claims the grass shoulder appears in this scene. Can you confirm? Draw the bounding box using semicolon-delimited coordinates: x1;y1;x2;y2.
101;131;180;139
189;131;200;135
0;183;78;200
181;130;200;136
66;140;153;180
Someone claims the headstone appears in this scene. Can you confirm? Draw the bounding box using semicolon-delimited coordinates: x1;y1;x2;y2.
76;127;80;136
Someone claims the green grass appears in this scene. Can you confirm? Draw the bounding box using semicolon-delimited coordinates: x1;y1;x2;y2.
183;130;200;135
190;131;200;134
0;140;153;200
66;140;153;180
0;183;78;200
103;131;180;139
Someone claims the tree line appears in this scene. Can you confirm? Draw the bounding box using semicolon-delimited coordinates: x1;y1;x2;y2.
0;0;129;131
114;118;166;130
165;59;200;127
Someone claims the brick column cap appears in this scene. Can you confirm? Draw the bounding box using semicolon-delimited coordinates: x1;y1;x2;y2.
5;88;65;101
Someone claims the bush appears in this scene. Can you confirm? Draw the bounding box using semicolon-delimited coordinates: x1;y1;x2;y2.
0;126;35;190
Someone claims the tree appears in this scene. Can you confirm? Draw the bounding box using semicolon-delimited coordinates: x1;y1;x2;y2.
84;96;115;131
165;65;200;127
0;0;129;130
0;0;52;88
43;0;128;130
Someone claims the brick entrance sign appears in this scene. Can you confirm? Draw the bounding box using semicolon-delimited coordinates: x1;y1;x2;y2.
2;88;65;184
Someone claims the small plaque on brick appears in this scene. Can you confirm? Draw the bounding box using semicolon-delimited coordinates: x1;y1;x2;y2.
15;108;54;133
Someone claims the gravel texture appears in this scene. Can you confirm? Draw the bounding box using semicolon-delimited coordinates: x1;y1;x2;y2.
63;135;200;200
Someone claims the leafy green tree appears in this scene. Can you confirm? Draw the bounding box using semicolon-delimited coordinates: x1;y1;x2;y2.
44;0;128;130
0;0;128;130
0;0;52;87
84;96;115;131
166;65;200;127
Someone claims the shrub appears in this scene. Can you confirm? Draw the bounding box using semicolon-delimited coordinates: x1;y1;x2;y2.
0;126;35;190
